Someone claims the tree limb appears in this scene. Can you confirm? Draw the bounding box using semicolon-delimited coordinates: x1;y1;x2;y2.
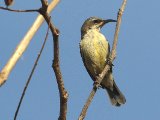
39;1;68;120
0;0;60;86
78;0;127;120
0;6;39;12
14;16;51;120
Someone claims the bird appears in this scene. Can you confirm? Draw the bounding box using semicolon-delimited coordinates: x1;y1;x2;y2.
79;17;126;106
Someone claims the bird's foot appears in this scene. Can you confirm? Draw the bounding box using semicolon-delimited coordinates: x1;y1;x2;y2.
106;58;114;67
93;79;102;89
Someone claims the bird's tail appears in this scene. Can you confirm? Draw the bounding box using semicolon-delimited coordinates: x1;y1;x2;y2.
105;80;126;107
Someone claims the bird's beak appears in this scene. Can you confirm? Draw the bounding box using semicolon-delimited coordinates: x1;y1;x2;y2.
103;19;117;24
100;19;117;27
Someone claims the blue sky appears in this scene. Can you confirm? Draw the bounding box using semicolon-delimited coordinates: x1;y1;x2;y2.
0;0;160;120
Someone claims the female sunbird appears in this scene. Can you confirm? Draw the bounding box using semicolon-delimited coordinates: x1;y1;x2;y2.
80;17;126;106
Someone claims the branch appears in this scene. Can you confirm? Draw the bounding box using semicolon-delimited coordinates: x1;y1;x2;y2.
0;0;60;86
14;17;51;120
0;6;39;12
78;0;127;120
110;0;127;61
39;1;68;120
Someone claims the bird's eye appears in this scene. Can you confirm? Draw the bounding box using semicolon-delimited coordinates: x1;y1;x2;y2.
93;20;99;24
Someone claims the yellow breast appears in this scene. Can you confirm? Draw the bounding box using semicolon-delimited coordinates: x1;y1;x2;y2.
80;29;109;77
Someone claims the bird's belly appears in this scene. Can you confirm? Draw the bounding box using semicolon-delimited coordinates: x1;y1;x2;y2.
81;39;108;77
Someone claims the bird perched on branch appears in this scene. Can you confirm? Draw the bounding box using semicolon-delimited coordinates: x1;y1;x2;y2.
80;17;126;106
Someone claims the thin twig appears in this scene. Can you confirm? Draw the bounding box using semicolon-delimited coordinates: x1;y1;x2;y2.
110;0;127;61
78;87;97;120
0;6;39;12
39;1;68;120
78;0;127;120
0;0;60;86
14;18;51;120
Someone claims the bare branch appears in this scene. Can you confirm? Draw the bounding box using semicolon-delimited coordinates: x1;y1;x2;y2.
0;6;39;12
110;0;127;61
39;1;68;120
14;17;51;120
78;87;97;120
78;0;127;119
0;0;60;86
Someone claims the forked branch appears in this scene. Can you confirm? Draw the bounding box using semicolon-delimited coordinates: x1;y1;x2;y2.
0;0;60;86
39;1;68;120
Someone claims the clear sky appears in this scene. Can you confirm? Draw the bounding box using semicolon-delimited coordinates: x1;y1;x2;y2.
0;0;160;120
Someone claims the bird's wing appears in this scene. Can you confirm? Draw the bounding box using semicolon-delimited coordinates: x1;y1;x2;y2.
106;42;113;72
79;44;96;81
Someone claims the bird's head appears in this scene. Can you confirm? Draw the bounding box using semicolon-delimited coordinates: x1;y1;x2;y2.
81;17;116;35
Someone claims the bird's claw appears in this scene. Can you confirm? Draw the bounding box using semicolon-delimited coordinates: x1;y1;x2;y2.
106;58;114;67
93;80;102;89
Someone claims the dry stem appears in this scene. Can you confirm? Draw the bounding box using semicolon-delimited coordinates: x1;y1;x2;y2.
39;1;68;120
14;17;51;120
0;0;60;86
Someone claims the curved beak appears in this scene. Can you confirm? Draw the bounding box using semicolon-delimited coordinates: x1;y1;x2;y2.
104;19;117;23
100;19;117;27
